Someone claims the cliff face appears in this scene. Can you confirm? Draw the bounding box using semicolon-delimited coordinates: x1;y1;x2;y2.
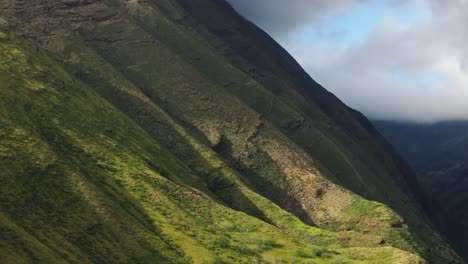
0;0;461;263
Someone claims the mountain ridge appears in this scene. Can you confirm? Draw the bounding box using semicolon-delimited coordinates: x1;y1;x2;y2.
0;0;462;263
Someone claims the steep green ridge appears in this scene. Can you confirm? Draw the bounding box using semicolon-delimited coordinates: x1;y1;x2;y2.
374;120;468;259
0;0;461;263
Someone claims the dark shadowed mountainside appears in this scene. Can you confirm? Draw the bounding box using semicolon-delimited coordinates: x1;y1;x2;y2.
374;120;468;260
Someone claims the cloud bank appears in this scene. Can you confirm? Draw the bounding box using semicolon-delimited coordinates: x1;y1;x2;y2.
227;0;468;122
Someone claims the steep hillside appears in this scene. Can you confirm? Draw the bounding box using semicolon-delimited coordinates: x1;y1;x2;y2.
374;120;468;259
0;0;461;263
373;121;468;176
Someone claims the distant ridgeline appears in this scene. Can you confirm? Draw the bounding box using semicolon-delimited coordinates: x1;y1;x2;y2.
374;120;468;260
0;0;462;263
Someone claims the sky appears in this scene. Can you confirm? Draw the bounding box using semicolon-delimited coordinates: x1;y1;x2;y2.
226;0;468;123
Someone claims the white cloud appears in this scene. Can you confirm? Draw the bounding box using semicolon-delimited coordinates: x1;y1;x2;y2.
227;0;468;122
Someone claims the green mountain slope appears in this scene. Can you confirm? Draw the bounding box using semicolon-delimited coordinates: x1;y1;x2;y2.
0;1;461;263
374;120;468;259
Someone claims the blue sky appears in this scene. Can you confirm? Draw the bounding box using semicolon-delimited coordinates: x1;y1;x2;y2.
289;0;428;45
228;0;468;122
282;0;444;92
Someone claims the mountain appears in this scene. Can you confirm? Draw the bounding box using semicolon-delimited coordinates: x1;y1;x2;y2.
374;120;468;259
0;0;461;263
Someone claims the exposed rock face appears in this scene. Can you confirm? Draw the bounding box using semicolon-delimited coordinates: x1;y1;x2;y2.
0;0;463;263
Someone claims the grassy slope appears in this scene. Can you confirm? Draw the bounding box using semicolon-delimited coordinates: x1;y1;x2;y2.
163;2;452;256
0;21;428;264
0;1;461;263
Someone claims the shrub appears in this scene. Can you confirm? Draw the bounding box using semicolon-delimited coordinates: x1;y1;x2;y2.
214;236;230;248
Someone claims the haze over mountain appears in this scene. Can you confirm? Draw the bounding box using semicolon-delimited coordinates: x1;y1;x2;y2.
227;0;468;123
0;0;464;263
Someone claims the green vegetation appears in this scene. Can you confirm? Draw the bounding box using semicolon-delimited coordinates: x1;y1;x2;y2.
0;0;462;263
